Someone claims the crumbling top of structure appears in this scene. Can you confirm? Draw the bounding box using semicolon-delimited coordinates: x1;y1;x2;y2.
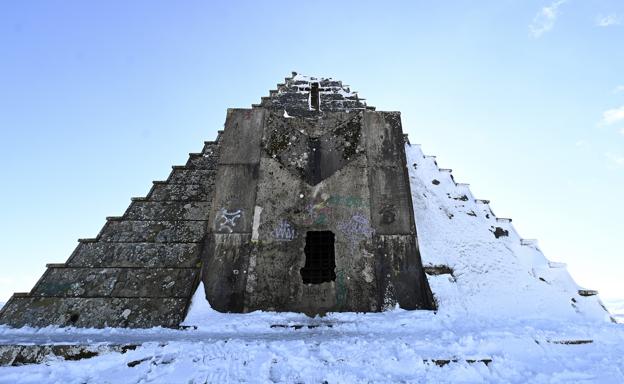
256;72;375;117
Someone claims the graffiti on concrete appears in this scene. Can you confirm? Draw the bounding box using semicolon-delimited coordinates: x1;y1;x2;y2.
215;208;242;233
304;194;366;226
304;198;331;225
326;195;365;208
335;270;347;307
272;219;296;241
338;213;374;244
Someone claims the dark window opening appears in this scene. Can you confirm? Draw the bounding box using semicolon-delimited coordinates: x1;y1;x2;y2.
301;231;336;284
310;82;320;111
67;313;80;324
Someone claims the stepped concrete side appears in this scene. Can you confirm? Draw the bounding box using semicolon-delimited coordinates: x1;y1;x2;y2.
98;220;208;243
0;344;137;366
30;267;197;298
0;140;221;328
168;169;216;184
147;182;214;202
124;201;212;221
0;297;188;328
66;243;202;268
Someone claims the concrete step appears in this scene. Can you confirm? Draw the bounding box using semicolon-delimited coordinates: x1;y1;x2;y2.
124;201;211;221
167;169;216;184
185;153;218;170
521;239;538;247
147;182;215;202
0;344;138;366
0;296;190;328
578;289;598;297
98;220;207;243
31;267;199;298
67;242;202;268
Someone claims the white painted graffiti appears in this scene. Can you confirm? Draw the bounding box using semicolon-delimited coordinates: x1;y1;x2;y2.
271;219;296;241
338;213;374;243
216;208;242;233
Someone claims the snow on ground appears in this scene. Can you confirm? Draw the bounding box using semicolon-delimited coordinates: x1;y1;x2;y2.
0;144;622;383
0;288;623;383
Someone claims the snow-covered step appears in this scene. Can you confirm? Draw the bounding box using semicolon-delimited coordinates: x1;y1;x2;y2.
578;289;599;297
548;261;567;268
423;265;454;276
521;239;538;246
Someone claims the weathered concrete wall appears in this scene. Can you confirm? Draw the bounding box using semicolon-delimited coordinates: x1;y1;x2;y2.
0;297;188;328
201;108;265;312
67;243;202;268
203;106;434;314
245;154;376;313
31;267;197;298
0;74;434;329
363;111;434;310
0;344;137;366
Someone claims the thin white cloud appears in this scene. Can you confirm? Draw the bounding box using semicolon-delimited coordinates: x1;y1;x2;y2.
614;85;624;94
529;0;568;38
606;153;624;168
596;14;620;27
601;105;624;125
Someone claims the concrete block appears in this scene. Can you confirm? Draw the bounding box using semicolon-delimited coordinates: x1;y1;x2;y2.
0;297;189;328
67;242;202;268
124;201;212;221
218;108;265;165
209;164;259;234
167;169;216;184
31;267;198;298
99;220;207;243
148;183;214;202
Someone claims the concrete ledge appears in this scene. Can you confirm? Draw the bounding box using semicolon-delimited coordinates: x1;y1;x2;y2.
0;297;190;328
46;263;65;268
578;290;598;297
0;344;137;366
423;265;454;276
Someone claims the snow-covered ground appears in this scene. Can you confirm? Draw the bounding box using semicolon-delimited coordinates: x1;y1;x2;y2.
0;144;622;383
1;286;623;383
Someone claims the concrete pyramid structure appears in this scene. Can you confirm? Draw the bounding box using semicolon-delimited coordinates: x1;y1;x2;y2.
0;73;611;329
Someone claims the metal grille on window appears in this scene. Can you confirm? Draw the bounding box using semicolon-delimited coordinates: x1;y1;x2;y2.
301;231;336;284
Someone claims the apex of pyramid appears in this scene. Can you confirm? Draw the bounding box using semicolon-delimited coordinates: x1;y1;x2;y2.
256;72;375;117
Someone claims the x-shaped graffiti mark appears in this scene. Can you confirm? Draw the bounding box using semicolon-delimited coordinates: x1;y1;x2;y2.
217;209;242;233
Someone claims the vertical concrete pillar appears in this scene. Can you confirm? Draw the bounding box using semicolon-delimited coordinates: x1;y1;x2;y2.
363;111;435;310
202;108;265;312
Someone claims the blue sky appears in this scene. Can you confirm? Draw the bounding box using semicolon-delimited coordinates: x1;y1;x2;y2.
1;0;623;302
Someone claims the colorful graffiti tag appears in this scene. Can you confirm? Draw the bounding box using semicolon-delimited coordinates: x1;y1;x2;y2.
303;194;366;226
